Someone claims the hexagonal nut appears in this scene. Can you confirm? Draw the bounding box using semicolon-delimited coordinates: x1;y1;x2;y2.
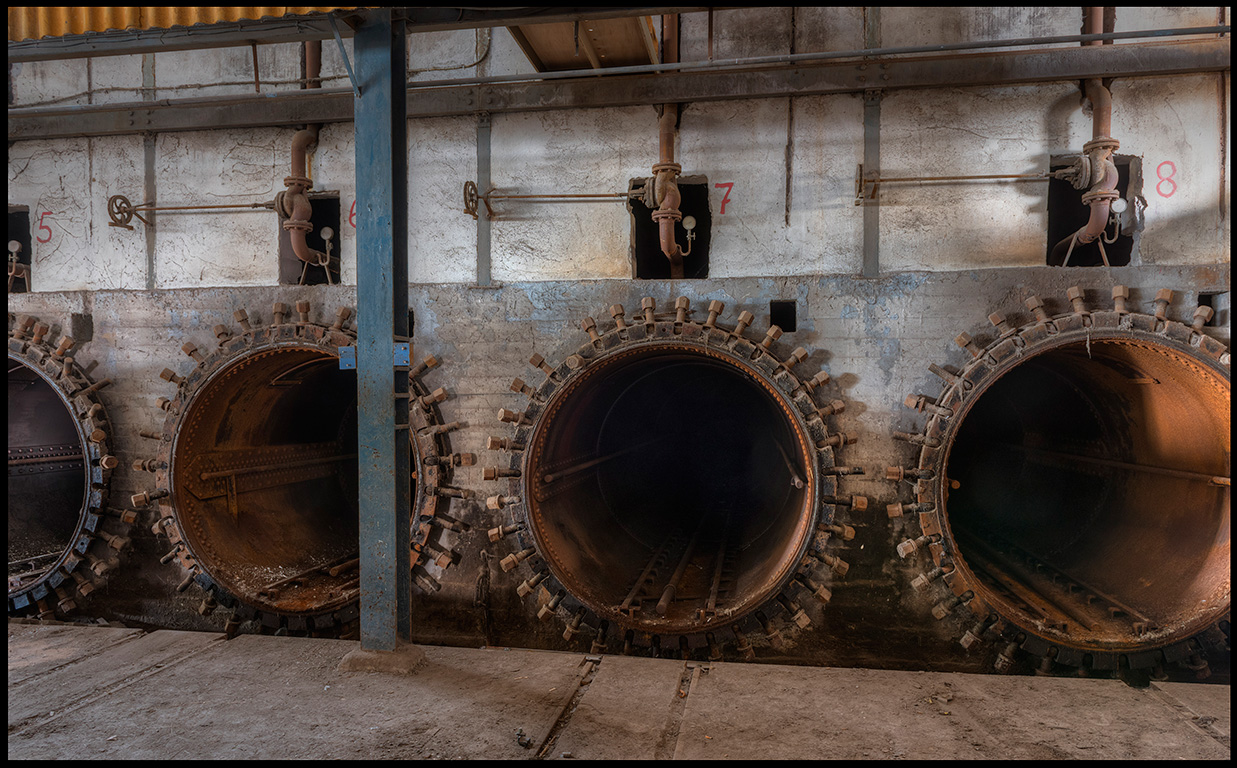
1111;285;1130;300
1066;286;1084;302
675;297;690;310
1155;288;1173;303
850;495;868;512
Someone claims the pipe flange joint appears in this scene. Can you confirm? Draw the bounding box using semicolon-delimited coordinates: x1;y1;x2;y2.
651;209;683;223
283;175;313;190
281;219;313;233
1080;189;1120;206
651;162;681;176
1082;136;1120;154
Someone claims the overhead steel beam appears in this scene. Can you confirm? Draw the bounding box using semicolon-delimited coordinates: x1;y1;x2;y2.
7;8;704;62
9;38;1229;141
353;8;411;652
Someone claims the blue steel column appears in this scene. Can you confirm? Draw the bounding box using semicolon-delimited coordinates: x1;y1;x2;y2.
353;9;411;651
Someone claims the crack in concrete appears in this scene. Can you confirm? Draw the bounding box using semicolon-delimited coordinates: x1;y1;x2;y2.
657;662;701;760
533;655;601;759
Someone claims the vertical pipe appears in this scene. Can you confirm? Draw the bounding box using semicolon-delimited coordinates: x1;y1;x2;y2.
142;53;156;291
656;13;684;278
861;8;882;278
354;8;411;652
476;112;492;286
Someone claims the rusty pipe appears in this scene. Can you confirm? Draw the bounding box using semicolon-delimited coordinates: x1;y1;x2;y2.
1051;8;1119;258
654;108;684;277
283;40;326;266
652;14;685;278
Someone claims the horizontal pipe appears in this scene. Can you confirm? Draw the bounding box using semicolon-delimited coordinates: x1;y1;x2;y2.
198;453;356;481
877;173;1048;183
347;25;1237;91
9;26;1230;118
10;39;1229;142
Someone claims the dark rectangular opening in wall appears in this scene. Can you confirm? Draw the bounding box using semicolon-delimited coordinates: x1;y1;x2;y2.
1199;292;1229;327
629;176;710;279
278;193;340;285
8;206;31;293
770;300;797;332
1046;155;1137;267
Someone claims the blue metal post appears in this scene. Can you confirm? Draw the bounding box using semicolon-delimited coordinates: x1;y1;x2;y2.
353;9;411;651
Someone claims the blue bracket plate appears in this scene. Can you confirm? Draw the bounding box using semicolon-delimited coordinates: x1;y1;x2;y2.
338;343;409;369
338;346;357;369
393;341;410;368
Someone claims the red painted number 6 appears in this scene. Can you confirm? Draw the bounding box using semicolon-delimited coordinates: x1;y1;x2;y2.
349;200;357;228
36;212;53;243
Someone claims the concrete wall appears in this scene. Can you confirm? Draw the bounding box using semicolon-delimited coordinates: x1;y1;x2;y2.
6;8;1231;667
7;265;1229;665
8;7;1229;290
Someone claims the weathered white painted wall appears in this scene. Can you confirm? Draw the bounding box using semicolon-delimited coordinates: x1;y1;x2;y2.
8;136;147;290
7;7;1230;292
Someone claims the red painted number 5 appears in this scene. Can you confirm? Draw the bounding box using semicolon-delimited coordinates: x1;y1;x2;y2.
36;212;53;243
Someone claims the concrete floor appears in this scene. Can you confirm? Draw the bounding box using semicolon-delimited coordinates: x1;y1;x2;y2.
7;622;1230;760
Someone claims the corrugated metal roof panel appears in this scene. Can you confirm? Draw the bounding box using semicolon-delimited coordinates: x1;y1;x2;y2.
7;7;360;42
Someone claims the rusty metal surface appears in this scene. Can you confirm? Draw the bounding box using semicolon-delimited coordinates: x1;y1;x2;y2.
891;286;1231;678
7;314;130;620
486;297;865;656
508;16;660;72
6;7;360;42
135;301;470;635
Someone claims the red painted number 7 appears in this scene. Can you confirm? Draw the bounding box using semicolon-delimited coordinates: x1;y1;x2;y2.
714;183;733;215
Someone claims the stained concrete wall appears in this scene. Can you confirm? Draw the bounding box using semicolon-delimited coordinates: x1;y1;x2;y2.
6;265;1230;666
6;8;1232;669
8;7;1229;290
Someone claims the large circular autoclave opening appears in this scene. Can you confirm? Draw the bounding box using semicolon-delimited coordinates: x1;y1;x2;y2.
526;346;816;635
172;346;361;616
8;355;88;596
945;338;1230;648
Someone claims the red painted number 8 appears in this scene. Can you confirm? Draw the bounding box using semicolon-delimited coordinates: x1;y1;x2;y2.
1155;161;1176;198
